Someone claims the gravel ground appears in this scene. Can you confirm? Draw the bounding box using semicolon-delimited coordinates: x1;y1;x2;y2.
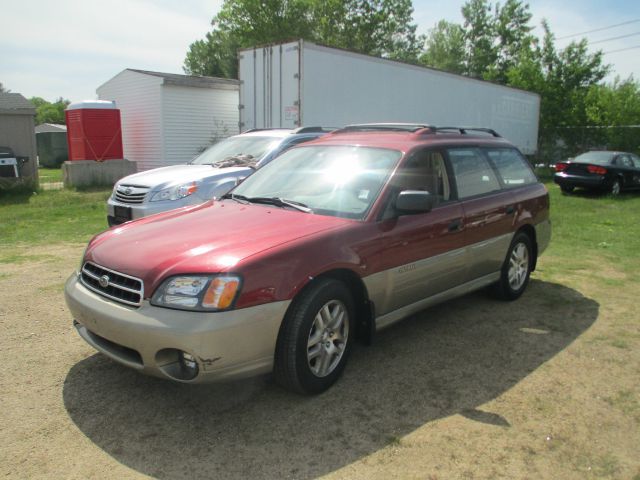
1;245;638;479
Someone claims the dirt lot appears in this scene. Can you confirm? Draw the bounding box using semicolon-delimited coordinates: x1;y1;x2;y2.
0;244;638;479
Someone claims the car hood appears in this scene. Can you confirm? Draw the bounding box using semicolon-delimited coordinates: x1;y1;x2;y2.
117;164;252;189
86;201;352;296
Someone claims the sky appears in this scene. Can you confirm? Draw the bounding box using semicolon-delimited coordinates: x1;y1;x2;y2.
1;0;639;102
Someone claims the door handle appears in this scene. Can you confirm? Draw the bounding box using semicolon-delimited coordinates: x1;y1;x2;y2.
506;205;516;215
448;218;463;232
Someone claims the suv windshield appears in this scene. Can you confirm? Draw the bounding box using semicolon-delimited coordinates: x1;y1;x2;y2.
230;145;402;219
190;136;281;165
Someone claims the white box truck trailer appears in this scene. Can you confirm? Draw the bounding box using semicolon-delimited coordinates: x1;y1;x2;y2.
239;40;540;154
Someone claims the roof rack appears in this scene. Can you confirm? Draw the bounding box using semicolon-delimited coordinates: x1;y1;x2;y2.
432;127;501;137
338;123;435;133
333;123;502;137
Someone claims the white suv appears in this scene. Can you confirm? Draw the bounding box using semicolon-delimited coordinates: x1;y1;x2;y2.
107;127;330;226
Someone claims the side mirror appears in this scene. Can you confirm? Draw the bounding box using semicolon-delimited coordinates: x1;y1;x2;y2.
395;190;435;214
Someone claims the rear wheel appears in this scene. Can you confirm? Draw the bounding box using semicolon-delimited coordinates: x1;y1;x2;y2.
274;278;354;394
560;184;574;194
610;178;622;196
492;232;533;300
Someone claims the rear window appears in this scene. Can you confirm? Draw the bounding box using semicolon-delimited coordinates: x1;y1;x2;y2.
573;151;614;166
448;148;501;199
485;148;537;188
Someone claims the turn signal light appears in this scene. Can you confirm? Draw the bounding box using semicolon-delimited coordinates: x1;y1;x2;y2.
587;165;607;175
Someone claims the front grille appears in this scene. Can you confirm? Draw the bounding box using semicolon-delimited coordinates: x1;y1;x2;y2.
81;262;143;307
114;184;149;204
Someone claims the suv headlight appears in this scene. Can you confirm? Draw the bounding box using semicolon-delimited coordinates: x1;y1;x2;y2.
149;182;198;202
151;275;241;311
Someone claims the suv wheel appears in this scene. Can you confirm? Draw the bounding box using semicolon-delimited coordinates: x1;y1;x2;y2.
274;278;354;394
492;232;533;300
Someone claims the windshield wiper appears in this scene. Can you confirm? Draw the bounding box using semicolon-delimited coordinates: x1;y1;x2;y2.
220;193;250;204
247;197;313;213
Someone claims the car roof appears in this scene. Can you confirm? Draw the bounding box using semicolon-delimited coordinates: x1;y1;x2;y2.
236;127;334;139
304;125;515;153
236;129;295;139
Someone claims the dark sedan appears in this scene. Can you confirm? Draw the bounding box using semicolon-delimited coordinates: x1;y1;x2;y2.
554;151;640;195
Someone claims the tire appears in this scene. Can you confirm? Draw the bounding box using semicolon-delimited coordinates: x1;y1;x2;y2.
560;184;574;194
492;232;534;301
610;178;622;196
274;278;354;394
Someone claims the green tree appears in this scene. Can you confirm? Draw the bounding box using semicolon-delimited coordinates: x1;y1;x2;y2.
184;0;422;78
462;0;496;78
321;0;423;62
585;78;640;154
507;21;610;159
419;20;466;74
491;0;535;82
184;30;240;78
30;97;71;125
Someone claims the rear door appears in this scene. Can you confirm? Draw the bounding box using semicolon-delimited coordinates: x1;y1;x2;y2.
447;147;516;281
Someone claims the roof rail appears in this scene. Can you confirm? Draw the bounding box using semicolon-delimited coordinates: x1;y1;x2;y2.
433;127;501;137
241;127;291;133
337;123;435;133
291;126;336;134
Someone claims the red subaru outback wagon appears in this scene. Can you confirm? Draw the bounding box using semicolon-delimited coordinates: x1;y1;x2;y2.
65;124;551;394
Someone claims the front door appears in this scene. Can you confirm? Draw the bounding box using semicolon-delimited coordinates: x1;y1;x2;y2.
368;148;466;316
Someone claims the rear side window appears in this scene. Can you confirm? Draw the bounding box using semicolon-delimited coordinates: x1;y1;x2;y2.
448;148;501;199
485;148;537;188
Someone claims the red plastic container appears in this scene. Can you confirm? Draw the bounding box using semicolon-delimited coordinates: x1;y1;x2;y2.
65;100;123;161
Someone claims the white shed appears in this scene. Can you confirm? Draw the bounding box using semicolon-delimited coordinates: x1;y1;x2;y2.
97;69;239;171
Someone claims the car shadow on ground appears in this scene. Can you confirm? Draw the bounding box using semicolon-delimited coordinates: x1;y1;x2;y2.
63;279;598;479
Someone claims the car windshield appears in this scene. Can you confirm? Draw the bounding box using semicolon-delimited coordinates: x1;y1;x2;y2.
230;145;402;219
190;136;281;165
573;151;614;166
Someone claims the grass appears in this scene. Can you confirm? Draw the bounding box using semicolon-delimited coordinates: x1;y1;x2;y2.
0;187;111;251
540;186;640;279
1;180;639;258
0;179;638;478
39;167;63;183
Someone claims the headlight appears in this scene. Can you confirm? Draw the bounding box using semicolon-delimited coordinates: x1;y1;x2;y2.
149;182;198;202
151;275;241;311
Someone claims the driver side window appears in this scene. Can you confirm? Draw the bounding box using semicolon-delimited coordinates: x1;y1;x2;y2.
382;149;451;218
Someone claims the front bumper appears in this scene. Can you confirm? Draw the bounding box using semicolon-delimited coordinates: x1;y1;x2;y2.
65;273;290;383
107;196;201;225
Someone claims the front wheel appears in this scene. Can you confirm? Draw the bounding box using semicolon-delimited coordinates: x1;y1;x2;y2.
492;232;534;300
274;278;354;394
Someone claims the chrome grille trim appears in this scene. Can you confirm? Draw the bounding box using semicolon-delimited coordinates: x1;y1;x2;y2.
80;262;144;307
114;184;150;204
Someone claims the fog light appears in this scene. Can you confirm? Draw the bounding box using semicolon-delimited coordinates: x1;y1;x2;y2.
181;352;197;369
179;351;199;379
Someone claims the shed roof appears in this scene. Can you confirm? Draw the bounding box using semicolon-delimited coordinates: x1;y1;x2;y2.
0;92;36;115
127;69;239;90
35;123;67;133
